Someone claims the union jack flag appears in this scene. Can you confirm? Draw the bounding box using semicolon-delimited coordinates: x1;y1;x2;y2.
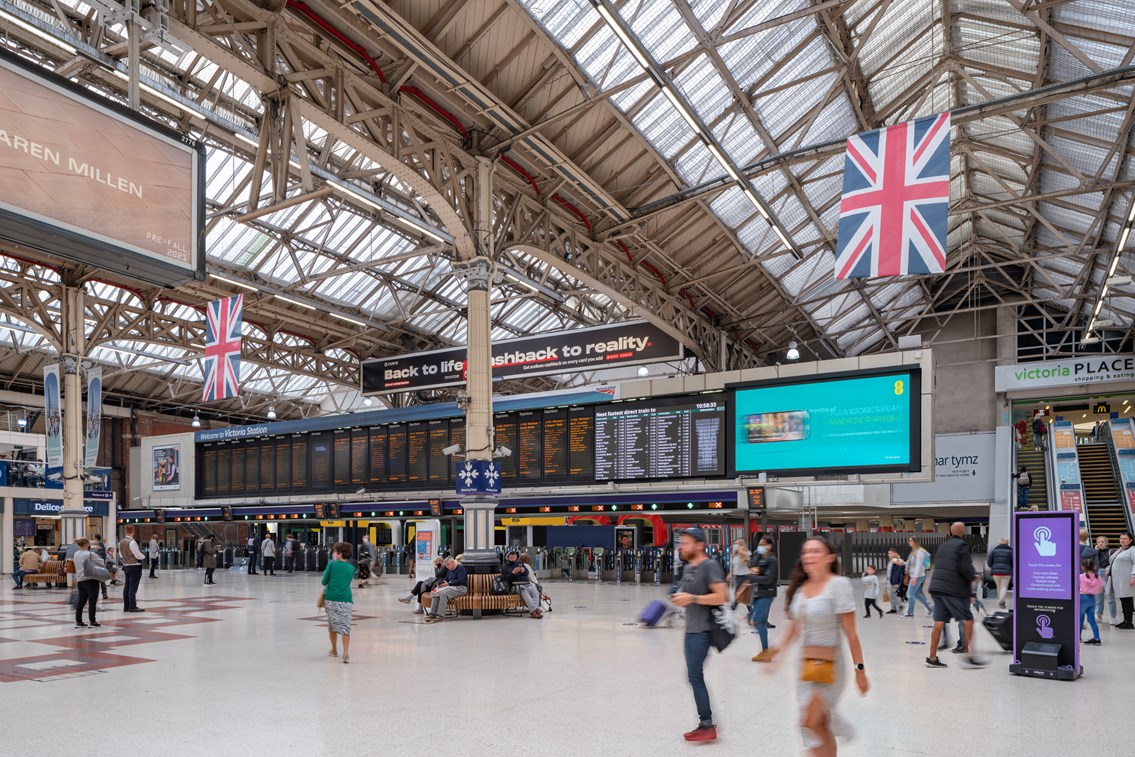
202;294;242;402
834;112;951;279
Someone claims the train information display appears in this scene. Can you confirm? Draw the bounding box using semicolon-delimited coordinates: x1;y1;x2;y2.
730;368;920;476
594;396;726;481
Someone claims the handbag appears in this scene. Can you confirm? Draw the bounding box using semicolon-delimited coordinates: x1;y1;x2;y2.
735;581;752;606
64;559;76;574
882;589;890;604
491;576;509;595
800;646;836;684
316;590;325;610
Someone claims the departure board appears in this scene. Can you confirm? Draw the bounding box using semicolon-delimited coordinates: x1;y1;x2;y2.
494;414;517;482
230;445;246;494
569;406;595;480
368;428;387;484
594;396;726;481
517;411;542;483
217;446;231;492
258;441;274;491
542;408;568;480
350;429;369;486
201;446;217;495
333;430;350;486
275;440;291;490
406;422;428;484
289;438;306;489
245;441;260;492
387;424;407;483
310;434;331;489
428;419;449;485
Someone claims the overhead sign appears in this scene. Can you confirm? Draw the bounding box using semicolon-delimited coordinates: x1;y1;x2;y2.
1011;511;1081;680
746;487;765;511
892;432;996;504
14;498;109;516
0;50;204;286
361;321;682;394
995;355;1135;392
456;460;502;496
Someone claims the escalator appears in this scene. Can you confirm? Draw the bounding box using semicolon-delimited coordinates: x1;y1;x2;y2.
1078;444;1127;543
1015;446;1050;509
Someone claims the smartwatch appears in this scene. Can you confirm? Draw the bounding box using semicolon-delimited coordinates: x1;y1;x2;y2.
855;663;865;671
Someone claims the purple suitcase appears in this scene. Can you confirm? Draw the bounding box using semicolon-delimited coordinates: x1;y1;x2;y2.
639;599;670;627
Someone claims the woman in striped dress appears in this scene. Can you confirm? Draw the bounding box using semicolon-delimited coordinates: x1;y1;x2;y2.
322;541;355;664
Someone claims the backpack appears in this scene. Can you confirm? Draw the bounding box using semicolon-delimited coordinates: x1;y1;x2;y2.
1017;471;1031;487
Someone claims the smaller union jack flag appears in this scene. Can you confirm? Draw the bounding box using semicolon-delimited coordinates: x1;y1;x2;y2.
202;294;242;402
834;112;952;279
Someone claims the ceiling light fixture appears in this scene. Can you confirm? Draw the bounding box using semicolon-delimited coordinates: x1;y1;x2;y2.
363;397;374;406
275;294;315;310
330;312;368;327
786;341;800;361
191;413;202;428
266;406;277;420
210;274;257;292
16;414;29;430
637;365;650;377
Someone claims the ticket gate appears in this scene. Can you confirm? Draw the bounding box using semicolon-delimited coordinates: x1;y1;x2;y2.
593;548;605;583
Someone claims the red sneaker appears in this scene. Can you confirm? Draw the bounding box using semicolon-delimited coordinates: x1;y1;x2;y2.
683;724;717;742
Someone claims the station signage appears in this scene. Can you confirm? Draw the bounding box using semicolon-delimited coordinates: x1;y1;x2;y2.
362;321;682;394
13;498;110;516
995;355;1135;392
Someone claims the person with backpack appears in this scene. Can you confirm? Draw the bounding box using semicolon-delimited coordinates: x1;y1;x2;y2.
903;537;933;618
987;538;1014;609
1032;410;1048;452
1014;466;1031;510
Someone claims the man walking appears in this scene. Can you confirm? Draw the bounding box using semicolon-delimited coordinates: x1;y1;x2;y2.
357;534;377;588
148;535;160;579
671;527;728;742
424;557;467;622
261;534;277;576
118;526;146;612
925;523;985;669
283;534;298;574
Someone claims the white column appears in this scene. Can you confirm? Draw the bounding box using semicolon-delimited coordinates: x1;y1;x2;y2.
60;285;87;545
2;496;13;579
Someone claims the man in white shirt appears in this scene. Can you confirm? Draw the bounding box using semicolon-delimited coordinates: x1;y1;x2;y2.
118;526;146;612
261;534;277;576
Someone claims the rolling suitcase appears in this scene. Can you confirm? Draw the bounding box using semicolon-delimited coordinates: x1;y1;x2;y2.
982;610;1013;652
639;599;670;627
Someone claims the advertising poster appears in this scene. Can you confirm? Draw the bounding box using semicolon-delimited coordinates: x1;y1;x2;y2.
892;432;996;503
84;367;102;469
1110;421;1135;451
414;519;441;588
152;444;181;491
1127;483;1135;514
1013;511;1080;674
732;370;918;475
43;364;62;472
1051;421;1076;452
1059;486;1083;514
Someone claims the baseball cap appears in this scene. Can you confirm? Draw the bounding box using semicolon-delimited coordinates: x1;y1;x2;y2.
679;527;707;543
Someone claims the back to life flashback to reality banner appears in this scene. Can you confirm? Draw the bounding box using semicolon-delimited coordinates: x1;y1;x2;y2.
362;321;683;394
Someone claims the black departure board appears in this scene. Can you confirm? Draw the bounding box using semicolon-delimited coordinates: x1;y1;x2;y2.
368;428;387;484
517;411;542;483
387;423;407;483
494;413;517;482
245;441;260;492
406;422;428;484
542;408;568;480
217;446;231;492
333;430;350;486
310;433;331;489
230;445;246;494
258;442;273;491
290;438;306;489
275;440;290;491
569;406;595;480
594;396;726;481
428;419;449;485
350;429;369;486
201;446;217;495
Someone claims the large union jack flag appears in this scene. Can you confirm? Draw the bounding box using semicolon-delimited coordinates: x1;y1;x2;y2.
834;112;951;279
202;294;243;402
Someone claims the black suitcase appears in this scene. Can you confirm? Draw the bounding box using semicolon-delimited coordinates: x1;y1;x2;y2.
982;610;1013;652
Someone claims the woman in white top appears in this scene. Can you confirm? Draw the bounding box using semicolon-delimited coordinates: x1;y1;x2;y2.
728;539;751;610
1112;531;1135;629
903;537;933;617
765;537;868;756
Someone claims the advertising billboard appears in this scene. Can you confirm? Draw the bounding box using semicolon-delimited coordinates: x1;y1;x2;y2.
730;368;921;477
0;50;204;286
152;444;181;491
361;321;682;394
892;432;996;504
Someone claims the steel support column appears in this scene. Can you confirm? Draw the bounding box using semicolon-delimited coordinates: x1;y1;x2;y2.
60;285;87;547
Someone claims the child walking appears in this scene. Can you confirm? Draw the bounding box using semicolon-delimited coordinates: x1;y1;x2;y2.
1080;560;1104;645
861;565;884;618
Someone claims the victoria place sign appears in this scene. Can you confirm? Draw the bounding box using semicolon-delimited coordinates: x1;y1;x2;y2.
994;355;1135;393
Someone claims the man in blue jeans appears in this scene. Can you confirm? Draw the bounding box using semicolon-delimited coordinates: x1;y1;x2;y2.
671;528;728;743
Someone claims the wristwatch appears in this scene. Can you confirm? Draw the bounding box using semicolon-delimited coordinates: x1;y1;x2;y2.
855;663;865;671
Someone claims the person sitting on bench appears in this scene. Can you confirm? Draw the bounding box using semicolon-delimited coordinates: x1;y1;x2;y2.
501;550;542;619
425;557;468;623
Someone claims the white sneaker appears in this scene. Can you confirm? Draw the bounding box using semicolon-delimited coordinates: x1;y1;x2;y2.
1110;618;1119;626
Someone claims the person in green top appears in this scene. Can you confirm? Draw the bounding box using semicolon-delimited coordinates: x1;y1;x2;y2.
322;542;355;664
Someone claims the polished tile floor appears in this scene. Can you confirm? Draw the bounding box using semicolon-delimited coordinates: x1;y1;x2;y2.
1;569;1130;755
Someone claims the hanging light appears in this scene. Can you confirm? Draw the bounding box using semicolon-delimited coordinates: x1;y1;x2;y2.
786;341;800;361
16;414;29;430
363;397;374;406
191;413;202;428
266;406;277;420
637;365;650;377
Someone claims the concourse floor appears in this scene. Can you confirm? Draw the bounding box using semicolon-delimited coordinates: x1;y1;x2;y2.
0;569;1129;755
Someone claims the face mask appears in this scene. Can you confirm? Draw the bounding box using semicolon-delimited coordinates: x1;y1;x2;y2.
756;546;769;555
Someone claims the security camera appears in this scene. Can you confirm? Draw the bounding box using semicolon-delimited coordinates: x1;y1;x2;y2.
492;444;512;459
442;444;463;456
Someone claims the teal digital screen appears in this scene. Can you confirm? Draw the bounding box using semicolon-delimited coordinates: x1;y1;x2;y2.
731;370;919;476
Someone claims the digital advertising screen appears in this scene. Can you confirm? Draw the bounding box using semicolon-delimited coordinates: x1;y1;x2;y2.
730;368;920;477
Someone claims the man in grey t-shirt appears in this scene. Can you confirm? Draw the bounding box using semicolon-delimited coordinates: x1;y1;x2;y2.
671;528;728;743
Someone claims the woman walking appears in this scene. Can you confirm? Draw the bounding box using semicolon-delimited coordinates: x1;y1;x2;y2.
749;537;779;662
200;535;219;585
904;537;933;618
987;538;1014;610
1112;531;1135;629
728;539;751;611
322;541;355;662
764;537;868;756
73;538;109;629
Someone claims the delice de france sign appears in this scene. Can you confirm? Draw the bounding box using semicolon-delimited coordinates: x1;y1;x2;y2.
362;321;683;394
995;355;1135;392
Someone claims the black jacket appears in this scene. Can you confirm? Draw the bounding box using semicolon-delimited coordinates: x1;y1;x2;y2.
927;537;974;598
987;544;1013;575
501;559;529;584
748;552;778;598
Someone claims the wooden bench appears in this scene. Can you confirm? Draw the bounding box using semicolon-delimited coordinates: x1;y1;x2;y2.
434;573;528;619
22;560;66;589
